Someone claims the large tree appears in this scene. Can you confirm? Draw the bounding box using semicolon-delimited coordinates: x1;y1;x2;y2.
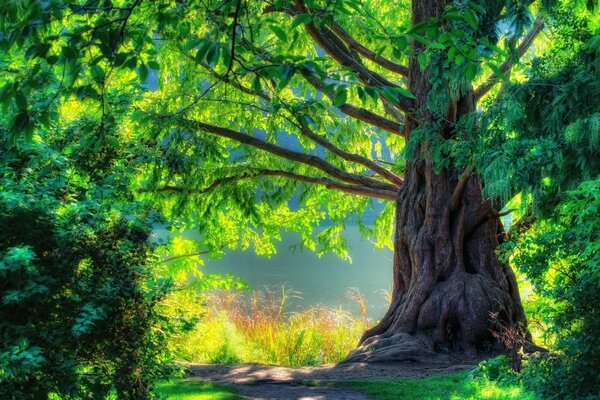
1;0;595;363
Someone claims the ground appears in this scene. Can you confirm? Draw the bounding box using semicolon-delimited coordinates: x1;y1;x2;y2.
183;361;476;399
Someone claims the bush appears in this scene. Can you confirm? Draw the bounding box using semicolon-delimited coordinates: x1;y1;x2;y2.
512;178;600;399
0;136;180;399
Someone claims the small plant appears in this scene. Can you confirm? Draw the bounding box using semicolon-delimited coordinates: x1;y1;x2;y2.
473;355;517;384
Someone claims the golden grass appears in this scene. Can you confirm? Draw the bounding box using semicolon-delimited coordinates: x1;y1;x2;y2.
172;285;374;366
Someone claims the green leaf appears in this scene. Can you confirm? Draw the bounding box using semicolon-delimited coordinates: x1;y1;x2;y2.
0;84;11;105
427;41;445;50
137;63;149;82
395;36;408;51
205;44;219;66
148;60;160;70
333;86;347;107
448;46;456;62
195;40;212;63
465;62;478;81
485;62;509;82
251;75;261;94
221;45;232;68
464;9;478;30
15;91;27;111
583;35;600;51
270;26;288;42
396;86;417;100
409;33;428;45
291;13;313;29
184;38;204;51
418;52;429;70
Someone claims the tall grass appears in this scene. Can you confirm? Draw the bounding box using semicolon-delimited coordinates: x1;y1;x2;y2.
172;285;374;366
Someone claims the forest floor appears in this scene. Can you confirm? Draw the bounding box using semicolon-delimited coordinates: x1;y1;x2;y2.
183;361;476;399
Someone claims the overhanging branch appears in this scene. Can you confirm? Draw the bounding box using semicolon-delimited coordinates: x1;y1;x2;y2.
302;72;403;135
187;61;403;187
474;18;544;100
331;24;409;76
178;118;398;193
146;169;398;201
289;0;414;113
292;117;404;187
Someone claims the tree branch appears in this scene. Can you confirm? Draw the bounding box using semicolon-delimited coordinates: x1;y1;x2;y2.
146;169;397;201
301;72;404;135
177;118;399;193
292;117;404;187
330;23;409;76
290;0;414;113
474;18;544;100
189;60;402;187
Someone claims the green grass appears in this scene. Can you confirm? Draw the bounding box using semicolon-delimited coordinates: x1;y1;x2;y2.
344;371;538;400
154;379;244;400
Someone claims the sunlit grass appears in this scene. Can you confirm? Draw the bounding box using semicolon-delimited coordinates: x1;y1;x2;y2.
344;371;538;400
172;285;372;366
154;379;244;400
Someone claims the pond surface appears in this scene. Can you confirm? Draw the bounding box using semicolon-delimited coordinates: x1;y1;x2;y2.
202;226;393;319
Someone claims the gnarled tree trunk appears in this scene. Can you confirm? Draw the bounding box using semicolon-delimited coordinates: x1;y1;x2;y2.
346;0;529;364
346;160;528;364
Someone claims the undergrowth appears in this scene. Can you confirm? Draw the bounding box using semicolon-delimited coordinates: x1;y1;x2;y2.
172;286;372;366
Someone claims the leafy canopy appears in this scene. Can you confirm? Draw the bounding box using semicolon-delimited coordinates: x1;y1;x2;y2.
1;0;580;258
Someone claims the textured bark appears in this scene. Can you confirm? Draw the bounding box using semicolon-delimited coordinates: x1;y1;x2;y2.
345;0;529;364
345;161;528;363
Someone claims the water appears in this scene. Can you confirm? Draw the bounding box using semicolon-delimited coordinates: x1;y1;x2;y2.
202;226;393;319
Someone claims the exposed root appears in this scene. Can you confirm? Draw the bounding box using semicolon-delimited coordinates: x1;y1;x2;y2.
344;332;458;365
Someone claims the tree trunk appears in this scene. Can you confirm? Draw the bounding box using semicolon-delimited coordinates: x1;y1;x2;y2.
345;0;529;365
345;161;529;364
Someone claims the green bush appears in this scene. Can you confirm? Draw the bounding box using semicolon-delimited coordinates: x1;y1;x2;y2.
0;135;180;399
512;178;600;399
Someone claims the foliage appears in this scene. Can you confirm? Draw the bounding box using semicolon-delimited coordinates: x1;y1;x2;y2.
0;0;573;257
473;355;519;385
510;178;600;399
479;4;600;211
0;124;184;399
344;371;538;400
173;286;371;366
154;380;243;400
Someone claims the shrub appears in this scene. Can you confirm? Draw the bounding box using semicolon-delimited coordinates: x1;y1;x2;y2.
0;136;180;399
512;178;600;399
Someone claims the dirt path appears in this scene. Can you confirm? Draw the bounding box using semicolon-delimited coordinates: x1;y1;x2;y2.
183;362;476;399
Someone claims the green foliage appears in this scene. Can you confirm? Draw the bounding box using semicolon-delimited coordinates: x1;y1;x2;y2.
510;178;600;399
479;5;599;212
473;355;519;385
344;371;538;400
0;130;183;398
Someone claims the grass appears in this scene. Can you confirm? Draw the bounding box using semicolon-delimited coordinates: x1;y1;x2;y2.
170;285;373;366
344;371;538;400
154;379;244;400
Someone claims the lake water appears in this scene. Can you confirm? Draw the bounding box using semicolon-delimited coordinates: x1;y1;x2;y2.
202;226;393;319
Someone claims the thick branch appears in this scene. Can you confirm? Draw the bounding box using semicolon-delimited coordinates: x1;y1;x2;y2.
474;18;544;100
294;119;404;187
302;73;403;135
180;118;398;192
330;24;409;76
293;0;414;113
147;169;397;201
190;58;402;187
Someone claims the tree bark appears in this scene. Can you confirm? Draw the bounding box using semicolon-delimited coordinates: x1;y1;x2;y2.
345;161;528;363
345;0;529;364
